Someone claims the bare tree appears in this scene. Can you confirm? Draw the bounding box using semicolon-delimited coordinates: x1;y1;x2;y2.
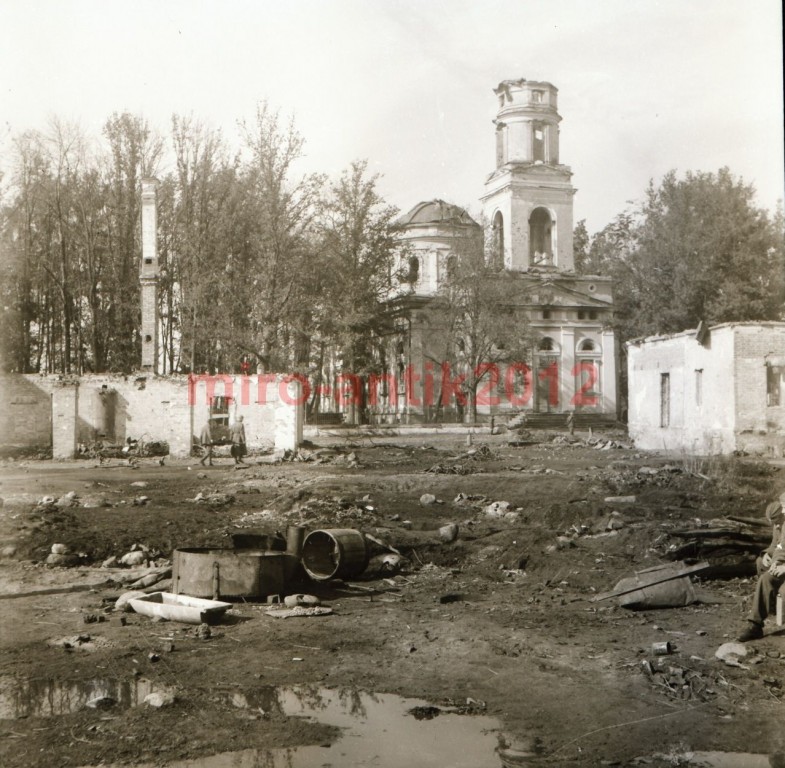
433;225;532;423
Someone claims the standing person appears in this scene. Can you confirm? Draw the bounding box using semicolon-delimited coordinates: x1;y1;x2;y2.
737;493;785;641
198;420;214;466
229;415;247;465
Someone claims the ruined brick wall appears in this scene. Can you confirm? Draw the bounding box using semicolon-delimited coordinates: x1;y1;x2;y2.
628;323;785;456
26;375;192;458
732;324;785;455
0;375;52;455
14;373;302;459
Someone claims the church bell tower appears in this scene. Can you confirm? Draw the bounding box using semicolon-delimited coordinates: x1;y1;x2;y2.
481;79;576;271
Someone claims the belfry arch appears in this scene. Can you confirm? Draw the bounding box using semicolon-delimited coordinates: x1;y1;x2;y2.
529;207;554;265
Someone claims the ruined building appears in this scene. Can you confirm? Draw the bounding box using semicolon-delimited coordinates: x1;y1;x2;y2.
627;323;785;455
0;77;617;456
0;178;302;459
364;78;617;424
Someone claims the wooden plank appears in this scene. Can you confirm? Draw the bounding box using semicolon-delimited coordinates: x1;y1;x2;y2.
668;529;762;541
0;580;115;600
725;515;769;528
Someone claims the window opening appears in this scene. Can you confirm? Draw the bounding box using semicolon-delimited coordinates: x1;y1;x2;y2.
407;256;420;285
695;369;703;407
492;211;504;269
538;337;556;352
532;121;546;162
767;364;784;407
660;373;670;428
209;394;233;442
495;122;506;167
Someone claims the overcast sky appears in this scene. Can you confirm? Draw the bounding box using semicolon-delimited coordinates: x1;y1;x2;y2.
1;0;782;231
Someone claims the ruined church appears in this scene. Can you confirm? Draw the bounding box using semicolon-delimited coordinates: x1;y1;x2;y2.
0;77;619;458
363;78;617;424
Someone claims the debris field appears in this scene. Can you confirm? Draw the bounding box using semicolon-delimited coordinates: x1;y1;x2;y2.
0;430;783;767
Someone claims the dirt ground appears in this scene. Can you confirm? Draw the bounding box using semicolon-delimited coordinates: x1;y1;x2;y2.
1;429;784;768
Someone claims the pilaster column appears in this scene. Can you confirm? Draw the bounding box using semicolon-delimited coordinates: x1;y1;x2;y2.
602;328;618;415
560;328;576;411
52;381;79;459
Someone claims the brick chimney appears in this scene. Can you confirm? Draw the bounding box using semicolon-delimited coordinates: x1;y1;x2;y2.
140;178;159;372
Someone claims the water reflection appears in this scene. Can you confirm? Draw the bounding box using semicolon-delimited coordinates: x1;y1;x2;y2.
78;686;503;768
0;677;175;718
651;753;782;768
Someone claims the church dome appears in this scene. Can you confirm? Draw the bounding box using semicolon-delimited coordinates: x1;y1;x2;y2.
396;199;478;227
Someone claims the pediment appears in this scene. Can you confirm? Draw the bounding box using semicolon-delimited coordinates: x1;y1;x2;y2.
535;280;612;307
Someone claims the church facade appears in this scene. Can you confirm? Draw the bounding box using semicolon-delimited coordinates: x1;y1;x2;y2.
366;78;617;424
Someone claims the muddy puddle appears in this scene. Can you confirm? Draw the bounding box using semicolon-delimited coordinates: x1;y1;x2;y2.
75;685;503;767
0;676;175;718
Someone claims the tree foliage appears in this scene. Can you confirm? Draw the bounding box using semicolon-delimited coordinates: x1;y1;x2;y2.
576;168;784;342
0;105;402;382
318;160;400;369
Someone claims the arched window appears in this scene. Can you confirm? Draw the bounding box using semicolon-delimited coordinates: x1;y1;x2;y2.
575;338;602;410
492;211;504;270
536;336;560;413
538;336;558;353
529;207;554;265
445;255;456;281
577;338;600;354
407;256;420;285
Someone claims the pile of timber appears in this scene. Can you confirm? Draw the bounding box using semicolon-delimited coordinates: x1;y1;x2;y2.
665;515;771;578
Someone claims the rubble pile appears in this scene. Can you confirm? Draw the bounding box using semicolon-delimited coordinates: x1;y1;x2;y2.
639;657;735;703
269;448;362;467
192;491;236;507
659;515;771;576
424;444;495;475
78;438;169;459
424;462;479;475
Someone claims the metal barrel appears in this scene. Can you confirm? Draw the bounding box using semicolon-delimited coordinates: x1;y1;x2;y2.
286;526;305;558
301;529;369;581
173;547;288;599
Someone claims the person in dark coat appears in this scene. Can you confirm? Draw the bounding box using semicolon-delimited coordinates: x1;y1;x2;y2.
737;493;785;641
229;415;247;465
199;420;214;466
